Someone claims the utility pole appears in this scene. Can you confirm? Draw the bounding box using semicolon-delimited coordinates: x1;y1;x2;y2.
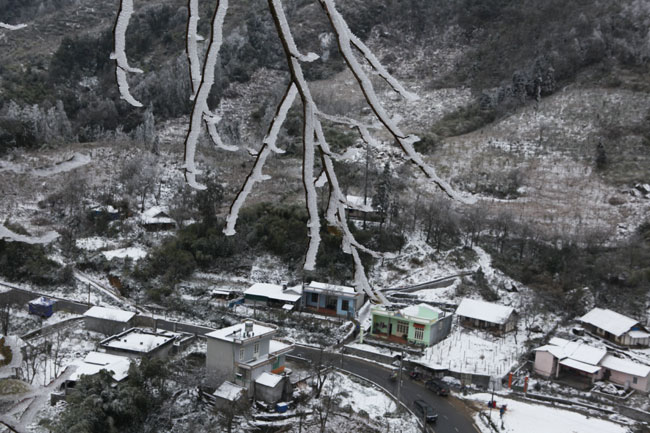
397;351;404;401
488;379;496;422
87;283;91;306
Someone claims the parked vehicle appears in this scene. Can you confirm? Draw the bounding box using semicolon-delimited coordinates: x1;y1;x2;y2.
413;399;438;423
425;378;450;396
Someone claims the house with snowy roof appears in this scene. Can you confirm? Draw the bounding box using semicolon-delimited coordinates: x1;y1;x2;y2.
302;281;364;317
100;328;180;359
244;282;302;310
371;303;453;347
455;298;517;334
140;206;176;231
62;351;131;394
205;320;293;395
345;194;376;220
83;306;136;335
578;307;650;347
533;337;650;392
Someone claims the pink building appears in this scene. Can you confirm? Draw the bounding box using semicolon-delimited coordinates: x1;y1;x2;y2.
533;337;650;392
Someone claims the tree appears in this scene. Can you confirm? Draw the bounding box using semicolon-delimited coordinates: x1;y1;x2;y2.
0;303;10;335
373;162;393;230
112;0;474;303
119;153;159;212
194;172;224;226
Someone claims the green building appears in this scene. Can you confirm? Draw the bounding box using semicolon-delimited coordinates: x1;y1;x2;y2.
371;303;453;347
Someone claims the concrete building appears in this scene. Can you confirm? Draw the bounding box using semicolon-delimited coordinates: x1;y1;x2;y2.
254;372;285;404
83;306;136;335
533;337;650;392
600;354;650;393
578;307;650;347
371;303;452;347
100;328;179;359
212;381;246;409
205;320;293;393
455;298;517;334
302;281;364;317
244;282;302;310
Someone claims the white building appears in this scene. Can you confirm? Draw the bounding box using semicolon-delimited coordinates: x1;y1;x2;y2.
205;320;293;392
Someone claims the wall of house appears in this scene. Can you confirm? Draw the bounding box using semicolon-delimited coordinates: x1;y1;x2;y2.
255;380;284;404
607;370;650;393
336;296;356;316
428;315;453;346
304;291;325;308
533;351;557;378
84;317;132;335
207;338;235;380
372;315;390;334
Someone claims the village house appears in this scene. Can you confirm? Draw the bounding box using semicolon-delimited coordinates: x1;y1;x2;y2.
578;307;650;347
212;381;246;409
455;298;517;334
371;303;453;347
243;282;302;311
345;194;376;221
302;281;364;317
533;337;650;392
99;328;180;359
83;306;136;335
140;206;176;231
61;351;131;394
205;320;293;395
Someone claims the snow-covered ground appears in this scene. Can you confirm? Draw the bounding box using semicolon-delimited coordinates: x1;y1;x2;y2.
464;392;630;433
416;327;528;378
323;370;420;433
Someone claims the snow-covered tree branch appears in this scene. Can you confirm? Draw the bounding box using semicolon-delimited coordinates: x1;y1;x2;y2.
112;0;472;302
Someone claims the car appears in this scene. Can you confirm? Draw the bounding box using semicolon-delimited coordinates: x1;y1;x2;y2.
413;399;438;423
425;378;450;396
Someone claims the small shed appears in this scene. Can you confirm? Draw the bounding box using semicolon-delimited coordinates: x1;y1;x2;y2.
213;381;246;409
28;297;56;318
455;298;517;334
254;372;285;404
140;206;176;231
83;306;136;335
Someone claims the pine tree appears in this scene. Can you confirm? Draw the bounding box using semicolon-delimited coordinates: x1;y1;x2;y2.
374;162;393;230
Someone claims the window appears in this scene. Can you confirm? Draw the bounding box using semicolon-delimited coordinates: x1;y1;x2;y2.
341;299;350;311
239;348;244;360
633;377;638;384
414;327;424;340
311;292;318;303
396;321;409;335
254;342;260;355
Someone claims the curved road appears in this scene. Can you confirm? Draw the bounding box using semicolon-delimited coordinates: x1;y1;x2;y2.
294;346;481;433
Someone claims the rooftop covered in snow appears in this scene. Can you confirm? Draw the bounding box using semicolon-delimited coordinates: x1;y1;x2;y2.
304;281;357;296
255;372;283;388
244;282;302;303
83;306;136;323
600;354;650;378
67;351;132;382
100;328;178;355
205;321;276;343
578;307;641;337
455;298;515;325
213;381;245;401
372;303;443;324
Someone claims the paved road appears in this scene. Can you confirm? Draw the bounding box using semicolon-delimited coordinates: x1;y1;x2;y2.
294;346;481;433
